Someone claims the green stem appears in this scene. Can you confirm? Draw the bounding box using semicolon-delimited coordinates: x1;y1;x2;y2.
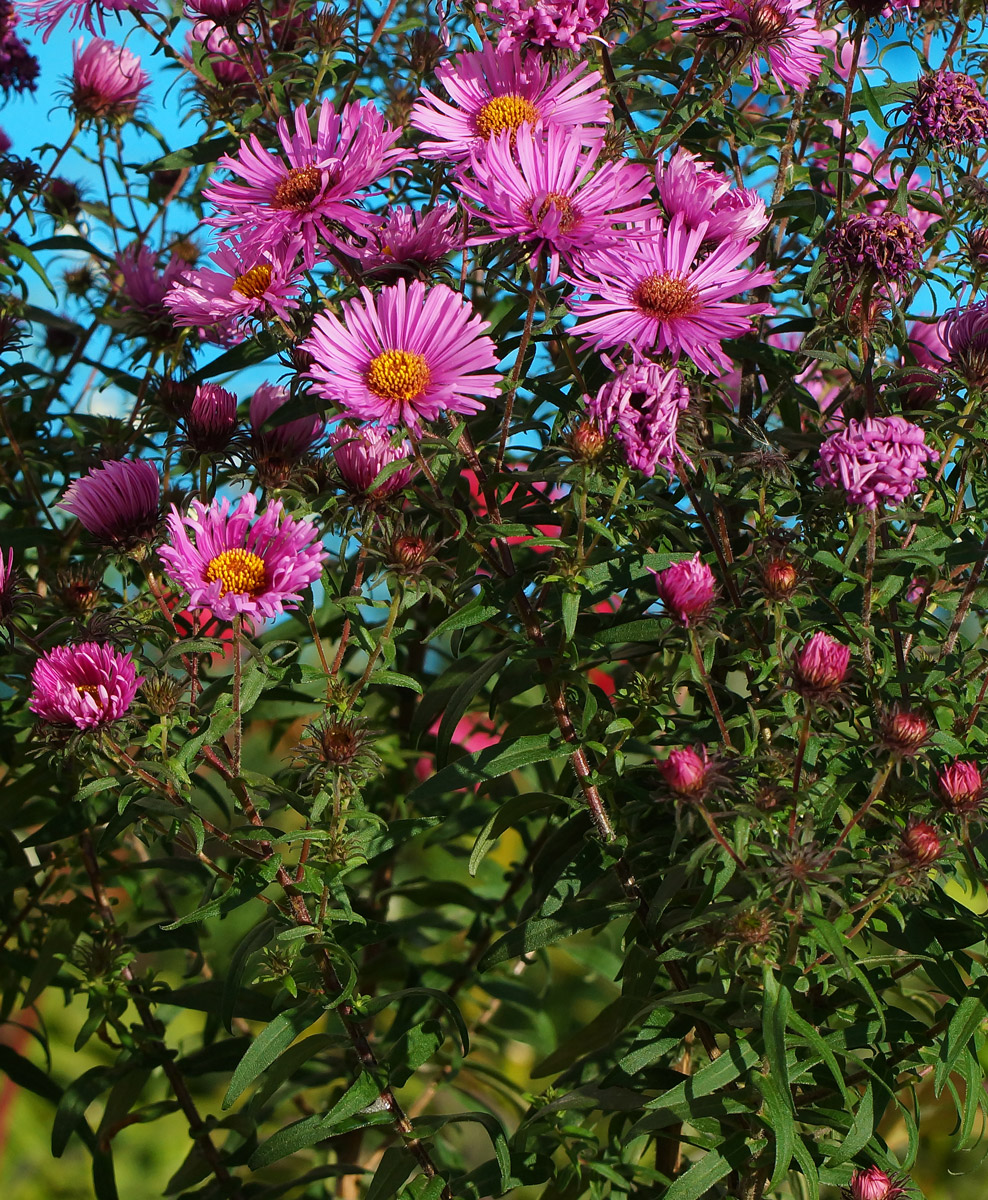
689;628;730;747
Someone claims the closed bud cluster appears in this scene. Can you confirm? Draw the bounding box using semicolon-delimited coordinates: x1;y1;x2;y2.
880;707;929;757
792;632;850;702
937;759;985;814
729;908;775;947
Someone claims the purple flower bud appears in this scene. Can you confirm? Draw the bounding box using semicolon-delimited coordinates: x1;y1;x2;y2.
792;632;850;701
58;458;161;553
657;747;710;798
652;553;717;626
186;384;238;455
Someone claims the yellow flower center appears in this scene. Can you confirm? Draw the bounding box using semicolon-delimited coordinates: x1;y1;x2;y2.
633;272;702;320
475;94;540;140
534;191;579;234
75;684;100;697
365;349;431;404
205;549;268;597
232;263;273;299
272;166;322;210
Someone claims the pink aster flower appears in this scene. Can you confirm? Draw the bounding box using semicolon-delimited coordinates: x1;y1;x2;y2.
410;41;611;163
670;0;836;94
938;760;984;815
656;149;769;243
186;19;258;86
300;279;501;429
164;235;304;336
185;0;253;18
456;124;657;283
476;0;609;50
652;553;717;625
115;244;186;324
70;37;149;123
351;204;461;281
816;416;936;510
24;0;158;44
30;642;143;729
204;99;406;262
943;300;988;389
330;424;415;498
897;821;943;870
585;361;691;477
844;1167;908;1200
59;458;160;552
658;746;712;798
898;319;945;408
568;214;774;374
159;492;327;626
792;632;850;701
250;383;324;463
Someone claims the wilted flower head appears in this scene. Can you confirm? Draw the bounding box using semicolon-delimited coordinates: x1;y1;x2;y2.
827;212;924;285
844;1165;908;1200
816;417;936;510
185;0;254;18
351;204;460;281
70;37;149;124
585;361;691;478
330;424;415;498
943;300;988;389
903;71;988;152
295;714;382;787
657;746;712;798
792;632;850;701
184;384;238;455
29;642;143;730
58;458;160;553
652;553;717;625
938;759;984;814
476;0;609;50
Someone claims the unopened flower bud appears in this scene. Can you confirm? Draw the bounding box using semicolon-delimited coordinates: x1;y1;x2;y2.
566;417;608;463
55;564;102;617
938;759;984;814
898;820;943;868
390;532;432;572
881;708;929;757
185;383;238;455
845;1165;907;1200
792;632;850;701
652;553;717;626
761;558;798;601
141;673;184;717
658;746;710;799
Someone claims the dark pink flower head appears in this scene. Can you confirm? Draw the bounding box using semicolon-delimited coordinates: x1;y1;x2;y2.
330;424;415;499
880;707;929;757
943;300;988;389
30;642;143;730
24;0;158;44
792;632;850;701
186;19;257;86
898;319;946;408
59;458;160;552
652;553;717;625
70;37;149;123
300;279;500;430
0;545;23;623
410;41;611;163
204;100;406;263
250;383;324;464
159;492;327;626
116;244;186;327
585;361;691;478
351;204;461;281
655;149;769;243
457;123;657;284
938;760;984;815
845;1166;908;1200
185;383;238;455
476;0;609;50
658;746;711;798
903;71;988;151
185;0;253;19
669;0;836;94
0;11;38;97
827;212;924;285
568;214;774;375
816;416;936;511
898;821;943;870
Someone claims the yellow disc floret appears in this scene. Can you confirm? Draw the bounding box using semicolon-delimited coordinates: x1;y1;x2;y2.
205;549;268;597
365;349;431;403
633;273;702;320
233;264;273;299
475;95;540;140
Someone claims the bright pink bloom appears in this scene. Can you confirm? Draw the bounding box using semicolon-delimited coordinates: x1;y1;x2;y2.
476;0;609;49
670;0;835;94
115;244;186;324
351;204;461;280
250;383;323;463
330;425;415;498
159;492;327;626
164;236;304;335
410;41;611;162
301;279;501;429
59;458;160;551
568;214;773;374
938;760;984;814
658;746;711;797
792;632;850;700
845;1166;907;1200
204;100;406;261
456;123;657;283
585;362;691;478
816;417;936;510
652;553;717;625
0;545;20;621
30;642;143;729
185;384;238;454
70;37;149;122
655;148;769;243
185;0;253;18
24;0;157;44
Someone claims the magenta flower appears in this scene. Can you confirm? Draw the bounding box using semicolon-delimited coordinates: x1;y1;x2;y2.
792;632;850;701
330;424;415;498
656;149;768;243
943;300;988;389
938;760;984;815
0;127;10;154
24;0;158;44
159;492;327;626
670;0;835;94
351;204;461;280
456;124;657;283
658;746;711;798
250;383;324;463
165;236;305;336
184;0;253;18
204;100;406;262
0;545;22;623
301;279;501;429
185;384;238;455
652;553;717;625
898;821;943;870
585;362;691;478
816;417;936;510
410;41;611;163
844;1167;908;1200
70;37;149;123
116;244;186;321
30;642;143;730
568;214;773;374
827;212;924;285
899;319;946;408
476;0;609;50
186;19;257;86
59;458;160;551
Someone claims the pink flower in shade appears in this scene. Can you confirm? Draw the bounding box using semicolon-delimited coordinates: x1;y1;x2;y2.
0;545;25;624
410;41;611;163
658;746;711;798
792;632;850;701
844;1166;908;1200
204;100;406;262
350;204;461;281
898;319;946;408
652;553;717;626
186;20;257;86
568;214;774;374
938;760;984;815
58;458;160;552
70;37;149;123
476;0;609;50
30;643;143;730
185;383;238;455
24;0;158;44
300;279;501;429
897;821;943;870
164;236;305;336
185;0;253;19
943;300;988;389
250;383;324;463
115;244;186;326
655;149;769;243
330;424;415;499
455;124;657;283
585;361;691;478
816;417;936;511
670;0;836;94
0;127;10;154
159;492;327;626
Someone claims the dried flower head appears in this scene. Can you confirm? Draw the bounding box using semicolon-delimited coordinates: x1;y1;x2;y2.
827;212;924;285
903;71;988;151
54;563;103;617
294;715;382;787
141;672;185;717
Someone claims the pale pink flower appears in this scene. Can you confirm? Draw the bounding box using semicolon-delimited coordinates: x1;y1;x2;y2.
656;148;769;243
249;383;324;464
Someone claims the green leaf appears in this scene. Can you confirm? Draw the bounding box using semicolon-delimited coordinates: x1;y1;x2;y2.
142;135;238;173
414;1112;511;1195
762;969;793;1112
831;1082;876;1167
387;1020;443;1087
436;646;512;768
469;792;563;877
221;918;277;1033
223;997;322;1109
249;1072;386;1168
935;984;988;1095
645;1039;761;1113
479;899;635;970
756;1072;797;1190
409;734;572;804
664;1132;757;1200
432;598;504;638
363;1146;415;1200
53;1066;116;1157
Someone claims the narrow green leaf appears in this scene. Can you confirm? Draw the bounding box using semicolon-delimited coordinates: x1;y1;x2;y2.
223;998;321;1109
221;918;277;1033
53;1066;116;1157
410;734;571;804
664;1132;755;1200
436;647;512;768
414;1112;511;1195
469;792;562;877
479;899;635;970
762;968;793;1112
935;987;988;1095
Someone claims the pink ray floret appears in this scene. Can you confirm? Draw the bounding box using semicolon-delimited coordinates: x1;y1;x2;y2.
656;148;768;243
330;424;416;498
30;642;143;729
24;0;158;44
816;416;937;510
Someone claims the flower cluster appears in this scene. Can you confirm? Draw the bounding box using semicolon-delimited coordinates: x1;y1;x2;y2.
904;71;988;151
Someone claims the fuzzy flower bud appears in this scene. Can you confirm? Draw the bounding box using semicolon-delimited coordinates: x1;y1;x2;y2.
792;632;850;701
761;558;798;601
657;746;710;798
652;553;717;626
898;821;943;869
938;759;984;814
